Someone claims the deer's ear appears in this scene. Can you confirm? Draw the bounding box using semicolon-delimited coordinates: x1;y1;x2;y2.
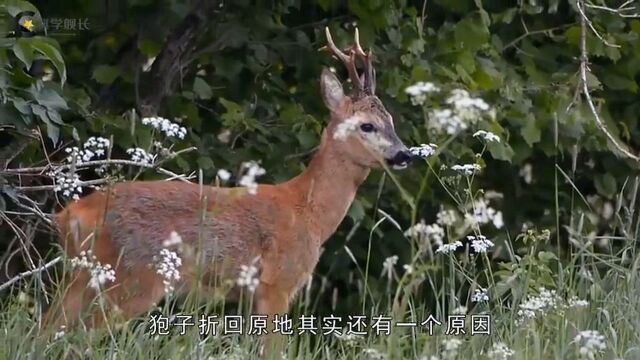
320;67;345;112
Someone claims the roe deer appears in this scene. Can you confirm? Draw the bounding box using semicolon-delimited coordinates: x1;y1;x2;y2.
42;27;414;354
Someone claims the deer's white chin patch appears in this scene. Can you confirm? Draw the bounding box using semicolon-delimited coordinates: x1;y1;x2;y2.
392;162;408;170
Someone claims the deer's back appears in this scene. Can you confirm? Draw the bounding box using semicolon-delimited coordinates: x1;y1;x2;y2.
57;181;286;273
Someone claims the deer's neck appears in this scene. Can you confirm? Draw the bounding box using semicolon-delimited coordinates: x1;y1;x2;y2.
286;131;369;245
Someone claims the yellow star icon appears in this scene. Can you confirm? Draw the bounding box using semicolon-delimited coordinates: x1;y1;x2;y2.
21;18;34;31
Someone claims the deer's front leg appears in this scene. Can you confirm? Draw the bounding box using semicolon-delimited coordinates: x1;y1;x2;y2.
255;283;291;359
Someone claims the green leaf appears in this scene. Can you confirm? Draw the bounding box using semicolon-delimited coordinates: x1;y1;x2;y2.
454;16;489;52
12;38;34;69
347;198;366;223
595;173;617;198
138;38;162;57
93;65;121;85
521;118;541;146
29;37;67;85
197;156;215;170
296;128;316;149
193;77;213;100
33;87;68;110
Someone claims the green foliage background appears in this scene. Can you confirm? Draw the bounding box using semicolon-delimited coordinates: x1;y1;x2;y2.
1;0;639;320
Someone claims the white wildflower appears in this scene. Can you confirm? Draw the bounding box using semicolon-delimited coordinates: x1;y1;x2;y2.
519;163;533;184
451;163;481;176
405;81;440;106
53;326;66;341
602;202;614;220
382;255;399;280
428;108;466;135
436;208;458;227
70;250;116;290
517;287;560;323
568;297;589;308
409;143;438;158
334;332;363;346
141;116;187;139
468;235;494;253
162;231;183;247
404;220;445;247
238;161;266;195
442;338;463;360
486;342;515;360
492;211;504;229
363;348;387;360
471;288;489;303
237;264;260;292
446;89;490;111
333;114;363;140
574;330;606;360
126;147;156;166
154;249;182;294
435;241;463;254
50;170;83;201
465;197;504;229
217;169;231;182
473;130;500;143
402;264;414;274
83;136;110;157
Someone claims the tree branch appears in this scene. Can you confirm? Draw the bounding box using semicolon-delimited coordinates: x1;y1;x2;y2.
577;0;640;162
0;256;62;292
139;0;221;116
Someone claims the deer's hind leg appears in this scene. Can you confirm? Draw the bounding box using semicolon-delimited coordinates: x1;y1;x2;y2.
42;270;97;332
43;263;167;332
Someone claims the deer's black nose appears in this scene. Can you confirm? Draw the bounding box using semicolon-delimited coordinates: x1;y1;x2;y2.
386;150;414;169
392;150;413;165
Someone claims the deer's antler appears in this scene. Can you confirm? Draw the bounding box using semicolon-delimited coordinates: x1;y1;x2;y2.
322;27;376;95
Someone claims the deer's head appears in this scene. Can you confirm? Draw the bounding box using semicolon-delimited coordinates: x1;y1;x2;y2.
320;27;413;170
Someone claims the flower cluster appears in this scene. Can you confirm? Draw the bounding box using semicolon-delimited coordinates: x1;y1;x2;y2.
574;330;606;359
141;116;187;139
405;81;440;106
464;196;504;229
451;163;481;176
53;326;66;341
468;235;494;253
404;220;445;248
473;130;500;143
423;89;492;136
436;208;458;227
238;161;266;195
517;287;561;322
217;169;232;182
409;143;438;158
126;147;156;166
517;288;590;324
154;248;182;294
436;241;463;254
69;250;116;290
381;255;399;279
237;264;260;292
50;170;83;201
471;288;489;303
486;342;515;360
64;136;111;165
441;338;463;360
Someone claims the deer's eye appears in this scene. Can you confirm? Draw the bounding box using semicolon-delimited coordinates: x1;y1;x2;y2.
360;123;376;133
